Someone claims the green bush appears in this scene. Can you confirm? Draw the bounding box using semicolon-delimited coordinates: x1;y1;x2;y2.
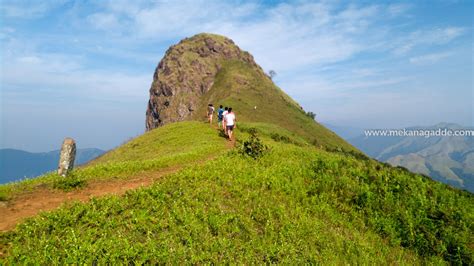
306;111;316;120
52;174;87;191
0;191;8;202
238;130;268;159
270;133;303;146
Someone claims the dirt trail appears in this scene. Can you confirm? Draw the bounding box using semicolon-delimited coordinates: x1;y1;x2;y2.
0;146;236;233
0;165;186;232
0;126;236;232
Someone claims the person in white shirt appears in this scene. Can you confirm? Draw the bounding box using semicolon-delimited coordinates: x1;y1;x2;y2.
207;104;215;125
224;107;236;140
222;107;229;132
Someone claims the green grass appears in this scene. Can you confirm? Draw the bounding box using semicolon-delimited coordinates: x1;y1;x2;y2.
0;121;228;199
191;59;357;152
155;33;358;151
0;191;8;202
91;121;227;164
2;33;472;263
237;122;309;147
1;128;472;264
52;174;87;191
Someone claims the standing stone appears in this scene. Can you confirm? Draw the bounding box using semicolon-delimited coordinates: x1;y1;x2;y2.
58;138;76;177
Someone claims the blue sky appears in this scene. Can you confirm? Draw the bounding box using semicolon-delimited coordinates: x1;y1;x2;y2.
1;0;472;152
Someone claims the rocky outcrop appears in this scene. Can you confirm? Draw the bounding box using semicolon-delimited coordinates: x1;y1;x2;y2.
146;33;264;131
58;138;76;177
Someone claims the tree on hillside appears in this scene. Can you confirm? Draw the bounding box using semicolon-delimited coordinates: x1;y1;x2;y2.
306;111;316;120
268;70;277;80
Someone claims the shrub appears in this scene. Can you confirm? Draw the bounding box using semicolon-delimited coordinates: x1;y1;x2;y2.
270;133;292;144
0;189;9;201
325;147;371;161
306;111;316;120
52;174;87;191
238;130;268;159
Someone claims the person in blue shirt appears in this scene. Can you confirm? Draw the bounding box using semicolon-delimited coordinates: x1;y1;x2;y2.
217;105;224;128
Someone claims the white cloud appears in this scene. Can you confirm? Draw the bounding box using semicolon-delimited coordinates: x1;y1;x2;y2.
393;27;465;55
2;53;150;101
409;52;452;65
65;1;466;75
2;0;471;134
132;1;258;39
87;13;121;31
0;0;65;19
81;1;385;72
17;56;42;64
337;77;411;90
387;3;412;17
279;72;410;103
351;68;377;77
211;2;381;71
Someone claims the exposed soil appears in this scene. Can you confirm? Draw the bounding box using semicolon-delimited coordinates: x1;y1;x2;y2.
0;126;234;233
0;146;235;233
0;166;182;232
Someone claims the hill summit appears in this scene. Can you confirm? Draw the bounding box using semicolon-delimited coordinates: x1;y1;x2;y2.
146;33;261;129
146;33;354;151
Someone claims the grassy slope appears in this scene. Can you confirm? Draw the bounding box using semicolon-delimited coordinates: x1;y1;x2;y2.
2;34;472;263
0;122;227;200
191;59;356;152
1;123;473;264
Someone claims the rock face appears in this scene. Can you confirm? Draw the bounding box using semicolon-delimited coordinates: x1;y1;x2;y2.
146;33;264;131
58;138;76;177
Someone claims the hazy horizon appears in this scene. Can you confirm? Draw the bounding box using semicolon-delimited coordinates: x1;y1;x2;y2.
2;120;472;153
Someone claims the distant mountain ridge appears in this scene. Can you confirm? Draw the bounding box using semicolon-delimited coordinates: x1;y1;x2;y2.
345;123;474;192
0;148;105;184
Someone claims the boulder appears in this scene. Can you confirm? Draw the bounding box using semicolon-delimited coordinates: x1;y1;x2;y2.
58;138;76;177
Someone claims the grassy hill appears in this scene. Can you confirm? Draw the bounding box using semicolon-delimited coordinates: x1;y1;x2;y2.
148;33;355;152
1;122;473;264
0;122;227;200
192;59;354;151
0;33;473;264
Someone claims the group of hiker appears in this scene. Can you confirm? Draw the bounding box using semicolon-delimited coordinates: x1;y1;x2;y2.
207;104;236;140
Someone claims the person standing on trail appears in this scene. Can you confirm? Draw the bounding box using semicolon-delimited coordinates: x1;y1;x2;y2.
222;107;229;132
207;104;215;125
225;107;236;141
217;105;224;128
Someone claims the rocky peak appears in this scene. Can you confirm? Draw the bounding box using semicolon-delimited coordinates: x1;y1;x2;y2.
146;33;264;130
